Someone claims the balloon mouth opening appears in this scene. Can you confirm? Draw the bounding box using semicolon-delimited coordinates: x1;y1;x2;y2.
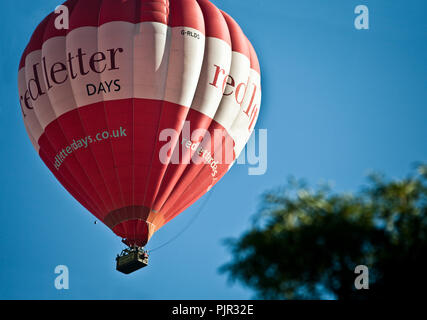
122;238;147;248
103;206;158;247
113;220;150;247
108;213;158;248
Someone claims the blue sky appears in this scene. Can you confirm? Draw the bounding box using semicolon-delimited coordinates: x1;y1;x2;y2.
1;0;426;299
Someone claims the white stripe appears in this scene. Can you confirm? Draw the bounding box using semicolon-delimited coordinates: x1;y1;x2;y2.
230;69;261;157
98;21;135;101
212;51;251;133
24;50;57;129
191;37;232;118
133;22;170;101
18;65;45;145
18;21;261;157
162;27;205;107
42;36;78;119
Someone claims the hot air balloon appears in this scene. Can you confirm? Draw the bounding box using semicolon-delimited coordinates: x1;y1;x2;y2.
18;0;261;273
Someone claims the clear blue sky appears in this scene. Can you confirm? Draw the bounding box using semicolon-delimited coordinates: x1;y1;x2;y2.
1;0;426;299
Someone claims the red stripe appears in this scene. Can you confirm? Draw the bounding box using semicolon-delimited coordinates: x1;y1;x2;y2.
36;98;235;246
157;120;234;220
68;0;103;30
99;0;138;25
169;0;204;33
221;10;250;59
40;146;100;216
152;107;215;212
247;37;261;74
139;0;170;24
139;102;190;209
18;0;242;70
38;121;109;215
18;15;51;70
43;0;79;41
197;0;231;46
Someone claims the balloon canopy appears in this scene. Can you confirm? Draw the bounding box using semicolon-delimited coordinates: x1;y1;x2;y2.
18;0;261;247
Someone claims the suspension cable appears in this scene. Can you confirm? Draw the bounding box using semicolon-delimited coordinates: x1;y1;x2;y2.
147;190;213;253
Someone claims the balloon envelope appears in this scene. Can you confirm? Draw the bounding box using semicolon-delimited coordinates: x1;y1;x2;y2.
18;0;261;247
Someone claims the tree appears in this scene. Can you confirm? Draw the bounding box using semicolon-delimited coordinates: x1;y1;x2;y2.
220;164;427;299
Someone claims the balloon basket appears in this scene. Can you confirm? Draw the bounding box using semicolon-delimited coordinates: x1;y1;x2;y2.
116;247;149;274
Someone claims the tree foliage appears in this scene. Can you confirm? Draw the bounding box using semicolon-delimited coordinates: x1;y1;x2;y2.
221;165;427;299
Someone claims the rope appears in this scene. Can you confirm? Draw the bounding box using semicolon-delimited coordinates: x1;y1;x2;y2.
147;190;213;253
